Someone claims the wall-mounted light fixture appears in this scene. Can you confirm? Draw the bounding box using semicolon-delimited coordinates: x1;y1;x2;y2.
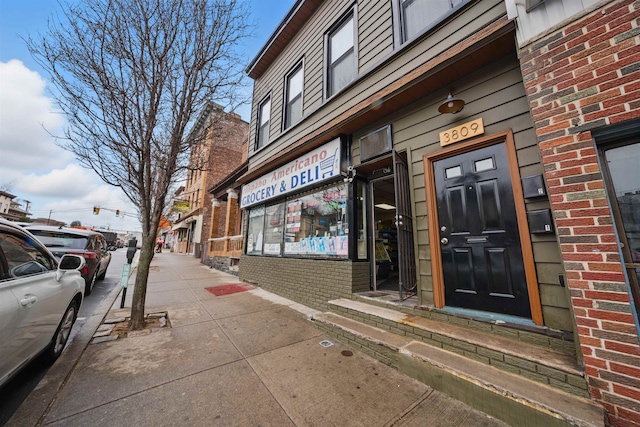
438;93;465;114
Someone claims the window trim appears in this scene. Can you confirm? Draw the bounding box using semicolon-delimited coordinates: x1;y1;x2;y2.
283;59;305;131
255;94;272;152
323;6;358;101
392;0;470;48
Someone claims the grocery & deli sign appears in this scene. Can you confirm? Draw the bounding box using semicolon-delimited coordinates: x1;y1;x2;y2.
240;138;341;209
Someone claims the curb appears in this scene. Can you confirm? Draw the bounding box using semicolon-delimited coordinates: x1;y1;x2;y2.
6;258;139;427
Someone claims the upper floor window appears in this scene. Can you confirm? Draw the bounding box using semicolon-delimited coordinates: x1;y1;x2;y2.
326;13;356;98
398;0;464;43
284;62;303;129
526;0;545;12
256;96;271;150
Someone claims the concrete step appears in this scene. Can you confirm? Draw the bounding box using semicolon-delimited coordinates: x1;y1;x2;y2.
313;311;604;427
327;298;588;397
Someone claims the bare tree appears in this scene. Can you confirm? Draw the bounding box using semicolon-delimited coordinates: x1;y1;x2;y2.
0;182;15;193
27;0;252;329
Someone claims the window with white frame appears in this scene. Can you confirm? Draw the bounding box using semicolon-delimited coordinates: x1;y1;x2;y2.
326;13;355;98
256;96;271;150
284;62;303;129
397;0;465;43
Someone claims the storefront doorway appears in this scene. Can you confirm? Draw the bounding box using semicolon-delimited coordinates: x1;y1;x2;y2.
369;151;417;295
371;176;399;291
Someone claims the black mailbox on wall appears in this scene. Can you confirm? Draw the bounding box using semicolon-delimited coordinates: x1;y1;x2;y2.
527;209;554;233
522;175;547;198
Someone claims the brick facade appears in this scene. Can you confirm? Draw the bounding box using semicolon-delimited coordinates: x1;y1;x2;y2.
519;1;640;425
179;105;248;256
200;110;248;246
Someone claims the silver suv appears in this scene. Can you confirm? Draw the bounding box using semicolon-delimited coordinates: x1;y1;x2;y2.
0;219;85;388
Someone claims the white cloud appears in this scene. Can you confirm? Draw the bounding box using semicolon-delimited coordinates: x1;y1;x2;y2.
17;164;97;198
0;60;141;231
0;59;72;181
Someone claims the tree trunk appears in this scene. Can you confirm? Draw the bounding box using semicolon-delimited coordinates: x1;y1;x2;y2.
129;234;156;329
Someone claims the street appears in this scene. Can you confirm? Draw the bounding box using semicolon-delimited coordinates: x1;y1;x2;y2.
0;250;126;426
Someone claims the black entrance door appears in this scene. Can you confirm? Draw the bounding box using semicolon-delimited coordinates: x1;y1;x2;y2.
434;142;531;317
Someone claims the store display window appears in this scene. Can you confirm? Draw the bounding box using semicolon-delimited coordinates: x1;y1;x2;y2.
246;205;265;255
264;202;285;255
284;184;349;257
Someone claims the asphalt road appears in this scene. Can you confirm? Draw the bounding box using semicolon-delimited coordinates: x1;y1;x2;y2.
0;250;127;426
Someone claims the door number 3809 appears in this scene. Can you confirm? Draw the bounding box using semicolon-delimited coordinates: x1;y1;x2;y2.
439;118;484;147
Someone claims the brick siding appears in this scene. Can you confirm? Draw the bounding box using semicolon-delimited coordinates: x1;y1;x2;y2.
519;1;640;425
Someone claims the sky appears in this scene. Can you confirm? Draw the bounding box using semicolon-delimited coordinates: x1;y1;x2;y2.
0;0;294;233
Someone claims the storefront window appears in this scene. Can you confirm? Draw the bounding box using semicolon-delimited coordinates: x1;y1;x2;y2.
264;202;285;255
246;206;265;255
284;184;349;257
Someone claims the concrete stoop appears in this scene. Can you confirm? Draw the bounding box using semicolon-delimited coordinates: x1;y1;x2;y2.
312;302;605;427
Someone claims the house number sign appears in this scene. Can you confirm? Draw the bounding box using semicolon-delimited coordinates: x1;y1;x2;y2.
439;118;484;147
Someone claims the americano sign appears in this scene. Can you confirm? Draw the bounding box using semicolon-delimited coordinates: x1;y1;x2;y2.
240;138;341;209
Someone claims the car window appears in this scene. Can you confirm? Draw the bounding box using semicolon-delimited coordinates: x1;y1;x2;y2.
28;230;89;250
0;231;55;278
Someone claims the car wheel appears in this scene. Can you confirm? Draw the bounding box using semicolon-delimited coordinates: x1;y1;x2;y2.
97;266;107;281
43;300;78;364
86;270;97;295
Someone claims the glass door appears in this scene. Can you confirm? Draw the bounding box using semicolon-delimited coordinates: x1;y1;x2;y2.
371;176;399;291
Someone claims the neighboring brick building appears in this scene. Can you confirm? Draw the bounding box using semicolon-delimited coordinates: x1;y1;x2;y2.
511;0;639;425
205;140;248;275
170;103;248;259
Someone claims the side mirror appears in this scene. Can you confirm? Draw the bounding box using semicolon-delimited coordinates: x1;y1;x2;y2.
58;254;86;271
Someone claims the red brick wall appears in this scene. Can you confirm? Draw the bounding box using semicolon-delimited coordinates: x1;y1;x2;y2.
199;110;248;244
519;1;640;425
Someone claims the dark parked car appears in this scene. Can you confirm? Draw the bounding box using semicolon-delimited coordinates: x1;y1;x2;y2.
0;219;85;388
25;225;112;295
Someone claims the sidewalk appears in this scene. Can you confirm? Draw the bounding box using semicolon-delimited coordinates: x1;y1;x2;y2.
8;253;507;427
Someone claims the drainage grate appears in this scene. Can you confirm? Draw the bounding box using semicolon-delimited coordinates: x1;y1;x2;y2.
319;340;334;347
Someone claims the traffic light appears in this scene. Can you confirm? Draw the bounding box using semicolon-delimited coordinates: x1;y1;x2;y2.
115;210;120;217
93;206;100;215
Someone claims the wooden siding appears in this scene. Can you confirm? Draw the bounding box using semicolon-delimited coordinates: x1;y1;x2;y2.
247;0;507;169
358;0;393;73
352;56;572;331
248;0;352;160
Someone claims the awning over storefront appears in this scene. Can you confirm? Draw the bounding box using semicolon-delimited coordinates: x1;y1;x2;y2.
171;221;189;230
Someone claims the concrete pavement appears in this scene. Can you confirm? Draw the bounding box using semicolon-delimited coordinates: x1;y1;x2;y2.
8;252;508;426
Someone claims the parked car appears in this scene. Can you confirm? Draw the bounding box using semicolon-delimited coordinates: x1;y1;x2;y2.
0;219;85;389
25;225;112;295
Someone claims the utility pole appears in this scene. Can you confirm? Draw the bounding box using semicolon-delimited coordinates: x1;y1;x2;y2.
47;209;52;225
